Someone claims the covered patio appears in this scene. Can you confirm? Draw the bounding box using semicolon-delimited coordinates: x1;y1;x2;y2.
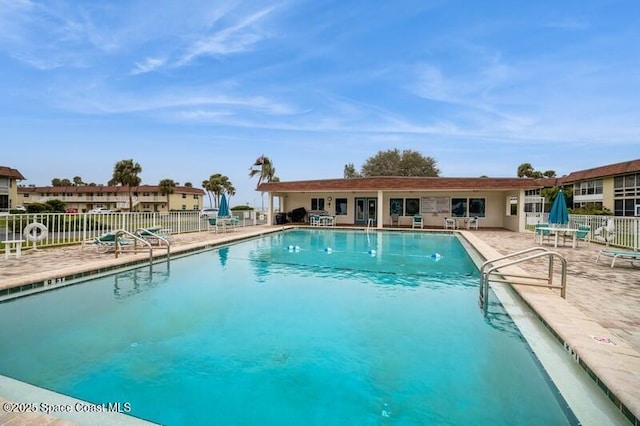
258;176;545;232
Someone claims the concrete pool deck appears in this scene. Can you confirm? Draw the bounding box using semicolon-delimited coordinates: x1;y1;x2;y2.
1;226;639;425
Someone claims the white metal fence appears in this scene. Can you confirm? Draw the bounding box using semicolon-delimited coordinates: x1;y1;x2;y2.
525;213;640;251
1;211;268;252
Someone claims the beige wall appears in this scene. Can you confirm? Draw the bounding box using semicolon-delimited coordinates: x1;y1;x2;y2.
602;177;615;212
277;190;524;230
167;192;202;212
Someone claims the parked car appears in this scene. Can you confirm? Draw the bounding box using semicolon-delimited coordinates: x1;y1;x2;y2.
65;208;78;214
14;205;26;212
200;208;219;219
88;208;113;214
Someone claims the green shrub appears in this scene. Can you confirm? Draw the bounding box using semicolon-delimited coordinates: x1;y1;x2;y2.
569;206;613;216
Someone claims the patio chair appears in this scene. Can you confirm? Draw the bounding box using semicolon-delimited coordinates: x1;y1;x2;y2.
596;249;640;268
310;214;321;226
391;213;399;227
535;223;552;244
412;215;423;229
443;217;456;229
572;225;590;247
208;217;222;233
466;217;479;230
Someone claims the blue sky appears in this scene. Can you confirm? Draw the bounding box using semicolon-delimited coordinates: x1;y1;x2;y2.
1;0;639;208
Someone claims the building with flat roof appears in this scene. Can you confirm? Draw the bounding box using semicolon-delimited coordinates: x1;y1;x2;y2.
258;159;640;230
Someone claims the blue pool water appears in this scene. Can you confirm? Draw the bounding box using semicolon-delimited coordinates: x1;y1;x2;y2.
0;230;575;425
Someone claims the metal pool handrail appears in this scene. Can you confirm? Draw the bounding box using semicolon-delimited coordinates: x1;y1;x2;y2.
114;229;155;265
479;247;567;313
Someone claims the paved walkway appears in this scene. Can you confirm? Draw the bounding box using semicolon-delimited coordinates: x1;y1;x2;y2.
1;226;639;425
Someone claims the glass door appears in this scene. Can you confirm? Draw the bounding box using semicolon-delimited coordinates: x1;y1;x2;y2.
355;198;366;224
355;198;377;225
367;198;377;225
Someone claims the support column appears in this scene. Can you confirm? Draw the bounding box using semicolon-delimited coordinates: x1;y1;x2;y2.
377;190;384;229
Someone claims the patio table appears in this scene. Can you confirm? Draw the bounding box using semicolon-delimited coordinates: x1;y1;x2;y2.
3;239;25;259
537;227;579;249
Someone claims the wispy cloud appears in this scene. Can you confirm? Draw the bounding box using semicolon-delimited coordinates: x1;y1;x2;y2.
131;57;167;75
545;18;590;31
176;6;276;66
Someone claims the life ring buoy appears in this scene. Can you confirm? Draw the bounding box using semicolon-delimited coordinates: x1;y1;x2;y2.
23;222;48;242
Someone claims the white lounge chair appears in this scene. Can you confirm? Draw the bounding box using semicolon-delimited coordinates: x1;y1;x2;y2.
596;249;640;268
412;215;423;229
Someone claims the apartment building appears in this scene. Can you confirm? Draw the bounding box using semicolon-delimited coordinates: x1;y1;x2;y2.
17;184;205;213
559;159;640;217
0;166;26;212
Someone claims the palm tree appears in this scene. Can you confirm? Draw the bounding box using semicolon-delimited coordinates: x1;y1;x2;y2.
249;155;277;188
72;176;84;186
109;159;142;212
203;174;234;208
158;179;176;212
517;163;535;178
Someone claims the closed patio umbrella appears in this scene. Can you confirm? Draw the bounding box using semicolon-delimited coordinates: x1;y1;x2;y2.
218;194;230;217
548;190;569;225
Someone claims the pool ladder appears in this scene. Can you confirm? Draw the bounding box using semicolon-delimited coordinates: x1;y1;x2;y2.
113;229;171;266
479;247;567;313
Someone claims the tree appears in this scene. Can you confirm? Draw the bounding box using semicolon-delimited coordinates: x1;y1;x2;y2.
108;159;142;212
517;163;555;179
517;163;535;178
249;155;277;188
158;179;176;210
72;176;84;186
344;163;361;178
203;173;234;208
357;149;440;177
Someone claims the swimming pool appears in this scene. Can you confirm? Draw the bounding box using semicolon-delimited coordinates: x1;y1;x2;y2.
0;229;577;425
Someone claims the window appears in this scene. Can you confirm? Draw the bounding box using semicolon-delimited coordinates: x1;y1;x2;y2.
405;198;419;215
335;198;348;216
389;198;404;215
508;196;518;216
613;173;640;216
469;198;486;218
182;194;187;198
452;197;486;217
576;180;603;196
451;198;467;217
311;198;325;211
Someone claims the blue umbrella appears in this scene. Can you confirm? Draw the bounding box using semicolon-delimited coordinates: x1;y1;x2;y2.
218;194;230;217
548;190;569;225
